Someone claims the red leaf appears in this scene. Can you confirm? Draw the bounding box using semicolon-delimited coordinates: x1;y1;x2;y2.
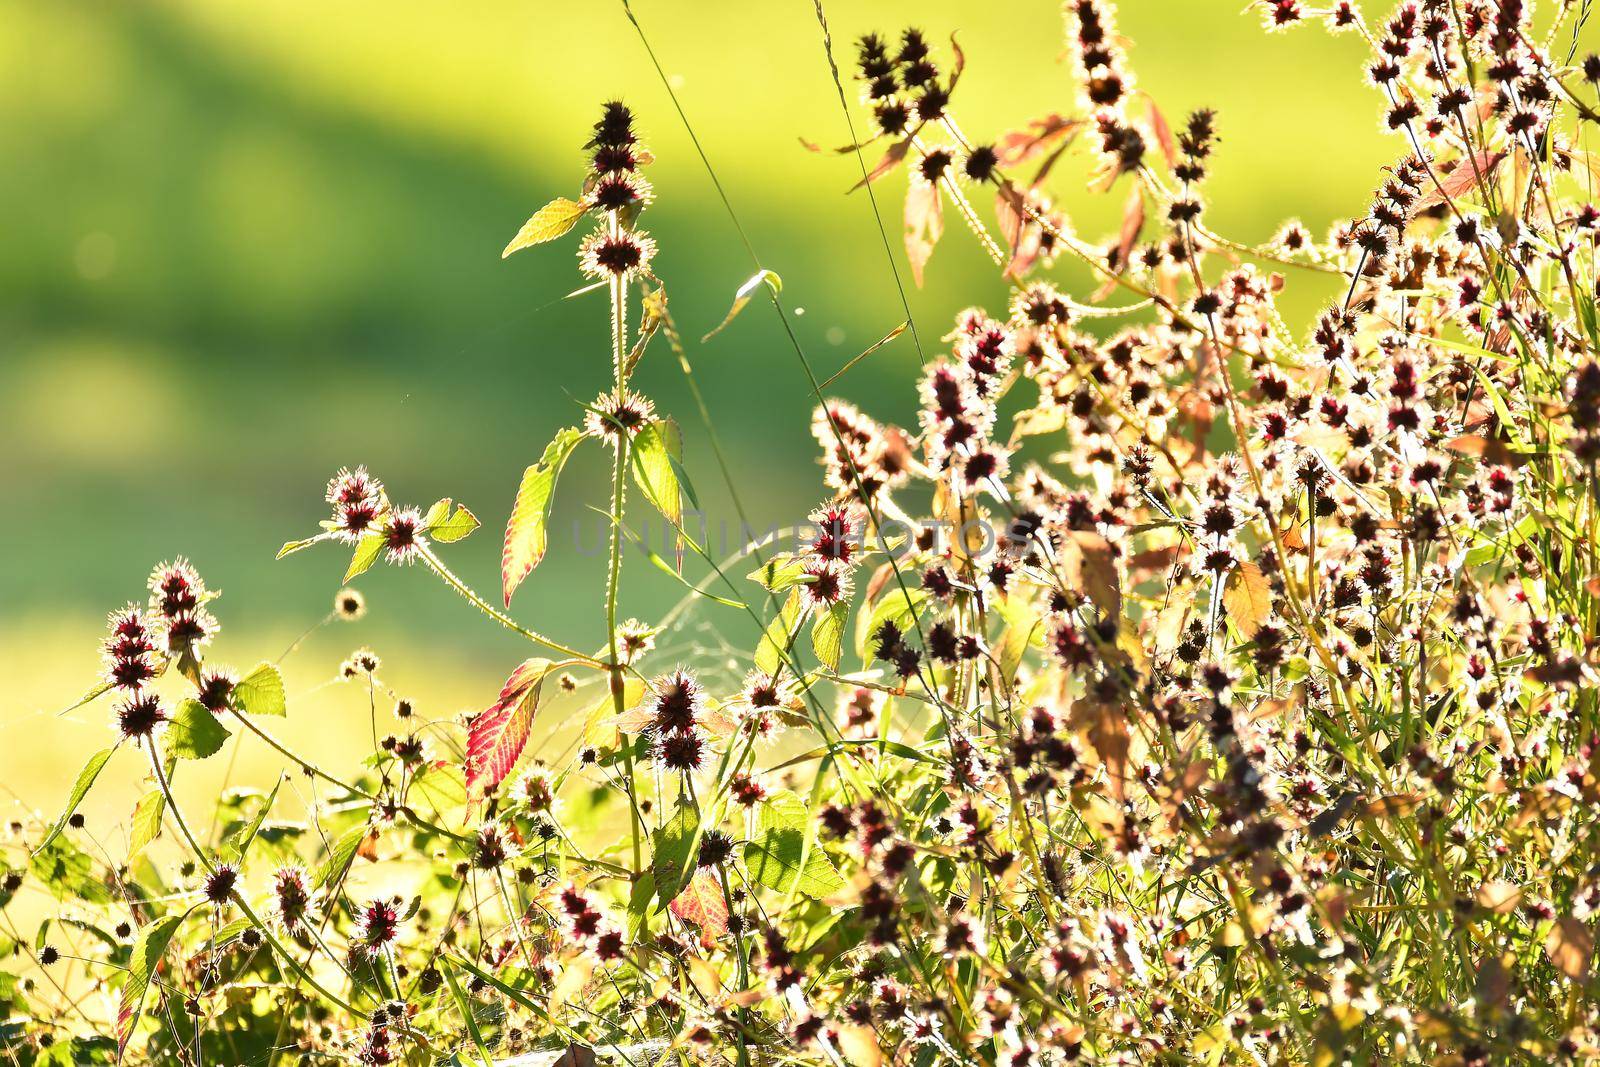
904;179;944;288
995;113;1080;168
465;658;551;794
850;137;911;191
1415;149;1506;210
669;869;729;937
1143;92;1176;169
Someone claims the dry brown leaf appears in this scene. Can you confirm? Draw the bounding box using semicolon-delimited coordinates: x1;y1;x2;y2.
1071;697;1131;803
904;179;944;288
1065;530;1121;619
1475;880;1522;915
1545;918;1593;982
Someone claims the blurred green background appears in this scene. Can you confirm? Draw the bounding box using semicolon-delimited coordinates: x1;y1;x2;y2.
0;0;1393;814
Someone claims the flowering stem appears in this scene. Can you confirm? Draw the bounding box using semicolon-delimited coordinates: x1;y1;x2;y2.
601;211;645;879
143;741;365;1019
415;543;600;666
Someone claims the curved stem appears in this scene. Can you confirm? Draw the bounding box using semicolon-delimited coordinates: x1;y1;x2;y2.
416;543;600;666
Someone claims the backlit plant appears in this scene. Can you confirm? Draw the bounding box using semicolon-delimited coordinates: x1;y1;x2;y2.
7;2;1600;1064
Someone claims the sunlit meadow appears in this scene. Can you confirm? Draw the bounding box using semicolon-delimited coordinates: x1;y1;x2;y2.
4;0;1600;1064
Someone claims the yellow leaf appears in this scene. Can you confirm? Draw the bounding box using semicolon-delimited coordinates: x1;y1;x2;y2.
1222;560;1272;638
835;1024;883;1067
502;198;587;257
1475;880;1521;915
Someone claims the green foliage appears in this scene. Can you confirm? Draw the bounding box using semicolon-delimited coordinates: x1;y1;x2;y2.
163;700;231;760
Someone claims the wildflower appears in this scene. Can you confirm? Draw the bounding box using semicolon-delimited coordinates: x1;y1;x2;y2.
381;507;425;565
696;830;734;868
583;388;656;443
578;229;657;280
648;669;704;735
654;729;706;773
615;618;657;664
352;897;403;957
588;170;654;213
38;945;58;966
326;467;385;543
800;560;853;608
195;669;236;713
116;692;167;740
334;588;367;620
472;823;517;871
273;866;314;932
203;863;238;904
808;502;865;564
512;767;559;814
589;100;638;149
148;558;204;618
342;648;382;678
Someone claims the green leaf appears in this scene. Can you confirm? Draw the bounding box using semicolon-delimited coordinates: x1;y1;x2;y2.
743;791;844;899
345;533;386;583
411;762;468;814
426;500;481;544
702;269;781;342
276;533;330;559
501;197;587;258
118;913;184;1057
223;779;281;863
29;838;111;904
630;418;683;528
128;790;165;861
750;553;809;592
755;588;803;675
233;661;287;717
650;799;700;907
316;822;372;891
34;747;115;854
502;427;585;606
164;700;231;761
812;600;848;670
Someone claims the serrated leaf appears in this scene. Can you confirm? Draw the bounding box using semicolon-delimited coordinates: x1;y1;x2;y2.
755;588;802;675
1223;560;1272;639
743;791;843;899
118;913;183;1059
345;533;385;583
223;779;280;863
502;197;587;258
29;839;111;904
234;662;287;717
427;500;480;544
668;869;729;937
630;419;683;528
34;747;115;854
316;822;372;891
811;600;848;670
465;659;552;794
702;269;781;342
750;553;809;592
503;428;585;606
164;700;231;760
128;791;165;860
276;533;329;559
651;799;699;907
